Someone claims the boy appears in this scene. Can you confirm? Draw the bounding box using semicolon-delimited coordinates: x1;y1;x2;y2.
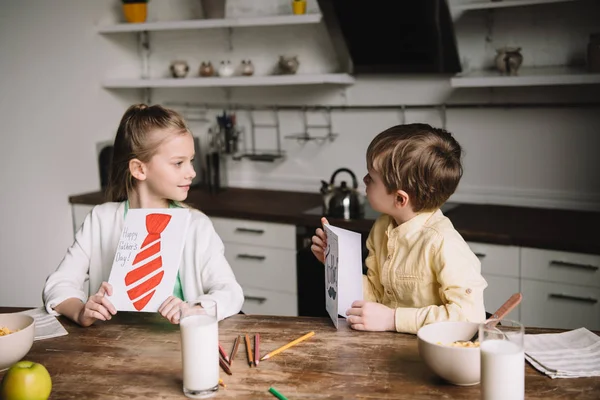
311;123;487;334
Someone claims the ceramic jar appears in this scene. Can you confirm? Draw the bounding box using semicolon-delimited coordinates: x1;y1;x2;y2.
240;60;255;76
199;61;215;77
217;61;234;77
278;56;299;75
495;47;523;76
170;60;189;78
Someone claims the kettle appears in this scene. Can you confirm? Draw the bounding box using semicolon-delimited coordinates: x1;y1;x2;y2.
320;168;364;220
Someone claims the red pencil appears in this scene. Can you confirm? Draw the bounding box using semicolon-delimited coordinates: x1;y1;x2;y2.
219;356;232;375
219;342;230;364
254;334;260;367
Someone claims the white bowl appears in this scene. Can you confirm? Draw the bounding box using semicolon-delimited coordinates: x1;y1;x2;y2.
0;313;35;371
417;321;481;386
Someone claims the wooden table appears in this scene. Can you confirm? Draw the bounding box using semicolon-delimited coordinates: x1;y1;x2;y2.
1;309;599;399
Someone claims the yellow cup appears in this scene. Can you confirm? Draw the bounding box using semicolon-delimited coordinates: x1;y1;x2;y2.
123;3;147;24
292;0;307;15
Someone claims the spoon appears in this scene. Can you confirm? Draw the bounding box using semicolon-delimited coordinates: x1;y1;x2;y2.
457;292;523;344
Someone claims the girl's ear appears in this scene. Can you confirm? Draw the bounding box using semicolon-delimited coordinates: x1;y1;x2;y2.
129;159;146;181
394;190;410;209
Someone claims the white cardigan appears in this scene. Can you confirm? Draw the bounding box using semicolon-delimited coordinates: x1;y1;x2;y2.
43;202;244;321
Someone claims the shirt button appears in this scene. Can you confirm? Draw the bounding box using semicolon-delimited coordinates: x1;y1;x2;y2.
466;288;472;294
386;289;392;295
387;255;392;260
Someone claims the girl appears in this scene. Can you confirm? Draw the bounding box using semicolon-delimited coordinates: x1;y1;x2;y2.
43;104;244;327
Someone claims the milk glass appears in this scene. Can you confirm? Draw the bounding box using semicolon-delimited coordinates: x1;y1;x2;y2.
179;300;219;399
479;319;525;400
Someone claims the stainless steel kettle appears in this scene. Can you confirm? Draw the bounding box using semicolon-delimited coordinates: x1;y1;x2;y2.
320;168;364;220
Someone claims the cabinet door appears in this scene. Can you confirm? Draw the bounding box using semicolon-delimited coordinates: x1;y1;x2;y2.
71;204;94;236
520;279;600;330
482;274;520;322
521;247;600;289
467;242;520;278
211;217;295;250
224;243;297;294
241;287;298;317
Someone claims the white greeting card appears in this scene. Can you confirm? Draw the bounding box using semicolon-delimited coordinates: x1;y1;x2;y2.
323;224;364;329
107;208;191;312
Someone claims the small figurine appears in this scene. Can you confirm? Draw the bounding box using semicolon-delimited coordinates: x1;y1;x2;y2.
170;60;189;78
217;60;234;77
240;60;255;76
199;61;215;77
495;47;523;76
278;55;299;75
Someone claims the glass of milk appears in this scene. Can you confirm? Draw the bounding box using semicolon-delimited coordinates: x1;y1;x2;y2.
479;319;525;400
179;299;219;399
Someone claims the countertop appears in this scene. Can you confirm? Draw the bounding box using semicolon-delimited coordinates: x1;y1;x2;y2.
69;187;600;255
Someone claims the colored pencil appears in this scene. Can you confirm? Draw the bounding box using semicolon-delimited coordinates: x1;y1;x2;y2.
254;333;260;367
260;331;315;361
269;387;289;400
229;335;241;364
218;379;226;388
244;334;254;366
219;356;232;375
219;342;230;364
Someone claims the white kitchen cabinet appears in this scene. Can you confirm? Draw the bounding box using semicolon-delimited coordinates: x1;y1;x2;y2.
482;274;520;321
521;248;600;288
71;204;94;236
468;242;521;320
520;279;600;330
210;217;298;316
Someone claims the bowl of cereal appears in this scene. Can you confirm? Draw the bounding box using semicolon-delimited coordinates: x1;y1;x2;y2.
0;313;35;371
417;321;481;386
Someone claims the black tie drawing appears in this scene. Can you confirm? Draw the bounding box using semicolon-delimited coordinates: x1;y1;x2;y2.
326;244;338;301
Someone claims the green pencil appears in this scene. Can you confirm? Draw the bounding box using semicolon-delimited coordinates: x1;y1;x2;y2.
268;387;289;400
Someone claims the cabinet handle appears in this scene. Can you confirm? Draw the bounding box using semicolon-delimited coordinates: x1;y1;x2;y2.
474;253;486;259
549;260;599;271
549;293;598;304
235;227;265;235
244;295;267;304
237;254;266;261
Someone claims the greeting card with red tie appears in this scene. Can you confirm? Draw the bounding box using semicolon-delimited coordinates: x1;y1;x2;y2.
107;208;191;312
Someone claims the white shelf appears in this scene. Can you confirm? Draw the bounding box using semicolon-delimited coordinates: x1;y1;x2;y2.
455;0;582;11
102;74;355;89
451;66;600;87
98;14;322;33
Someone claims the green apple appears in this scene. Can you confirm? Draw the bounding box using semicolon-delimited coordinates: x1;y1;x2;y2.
0;360;52;400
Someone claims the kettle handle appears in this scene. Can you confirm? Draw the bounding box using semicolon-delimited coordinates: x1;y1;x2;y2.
330;168;359;189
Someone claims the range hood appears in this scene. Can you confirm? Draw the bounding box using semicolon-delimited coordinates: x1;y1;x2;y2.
316;0;462;74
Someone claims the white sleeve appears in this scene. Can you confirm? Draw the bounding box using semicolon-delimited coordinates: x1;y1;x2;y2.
42;209;94;315
193;219;244;321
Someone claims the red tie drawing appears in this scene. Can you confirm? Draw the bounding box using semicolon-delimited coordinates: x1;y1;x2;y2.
125;213;171;311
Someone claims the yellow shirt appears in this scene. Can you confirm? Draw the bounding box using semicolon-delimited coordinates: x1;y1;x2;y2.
363;209;487;334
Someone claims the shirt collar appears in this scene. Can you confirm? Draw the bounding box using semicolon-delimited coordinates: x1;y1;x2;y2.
386;209;439;238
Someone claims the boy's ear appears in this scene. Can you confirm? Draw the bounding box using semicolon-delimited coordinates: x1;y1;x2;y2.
394;190;410;209
129;159;147;181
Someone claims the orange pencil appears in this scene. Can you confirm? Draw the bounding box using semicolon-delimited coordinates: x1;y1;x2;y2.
219;342;230;364
261;331;315;361
254;334;260;367
229;335;241;365
244;334;254;367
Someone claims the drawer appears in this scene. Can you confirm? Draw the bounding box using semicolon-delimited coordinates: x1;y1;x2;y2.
224;243;297;294
521;248;600;288
242;287;298;316
467;242;519;278
520;279;600;331
482;274;520;322
211;217;295;250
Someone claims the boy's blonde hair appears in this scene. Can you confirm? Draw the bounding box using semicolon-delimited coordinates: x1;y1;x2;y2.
107;104;190;202
366;123;463;212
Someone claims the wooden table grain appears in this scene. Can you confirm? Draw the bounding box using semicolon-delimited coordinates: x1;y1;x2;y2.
1;310;599;399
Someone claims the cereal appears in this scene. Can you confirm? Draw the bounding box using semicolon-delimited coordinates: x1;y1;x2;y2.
0;326;18;336
437;340;481;348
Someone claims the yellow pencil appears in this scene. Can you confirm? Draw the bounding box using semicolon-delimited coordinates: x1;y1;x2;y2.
260;331;315;361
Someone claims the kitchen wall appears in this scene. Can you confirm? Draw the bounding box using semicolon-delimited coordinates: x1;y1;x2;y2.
0;0;598;307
